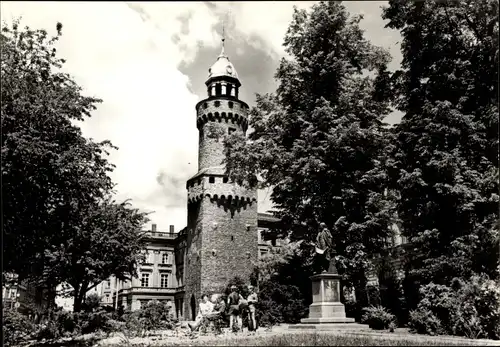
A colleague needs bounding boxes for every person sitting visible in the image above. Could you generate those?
[188,294,226,334]
[188,294,214,332]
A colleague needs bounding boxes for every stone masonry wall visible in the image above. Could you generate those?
[199,196,258,295]
[197,99,248,171]
[183,201,203,319]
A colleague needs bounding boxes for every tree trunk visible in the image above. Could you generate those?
[73,285,83,313]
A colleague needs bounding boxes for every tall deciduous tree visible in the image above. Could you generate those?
[47,198,148,312]
[1,21,149,310]
[224,1,396,294]
[382,1,499,285]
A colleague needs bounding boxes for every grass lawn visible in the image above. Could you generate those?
[104,332,495,346]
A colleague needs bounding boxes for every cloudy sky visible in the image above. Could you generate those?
[1,1,403,232]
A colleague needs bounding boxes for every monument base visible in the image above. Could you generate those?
[288,322,366,330]
[290,272,367,330]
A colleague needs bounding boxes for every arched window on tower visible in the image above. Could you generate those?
[226,84,232,96]
[215,83,222,96]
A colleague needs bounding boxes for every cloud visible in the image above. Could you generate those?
[1,1,402,231]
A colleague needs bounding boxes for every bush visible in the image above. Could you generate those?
[408,275,500,339]
[76,309,114,335]
[361,305,396,330]
[256,280,308,327]
[122,300,177,337]
[3,308,36,347]
[408,308,444,335]
[82,293,102,313]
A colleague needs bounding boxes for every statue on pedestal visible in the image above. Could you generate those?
[313,222,337,274]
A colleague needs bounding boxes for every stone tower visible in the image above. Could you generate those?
[184,38,258,320]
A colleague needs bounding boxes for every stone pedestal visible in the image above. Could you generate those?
[301,273,354,324]
[289,273,365,330]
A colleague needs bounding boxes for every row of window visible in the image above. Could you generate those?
[140,273,170,288]
[141,251,172,265]
[207,83,238,98]
[208,176,229,184]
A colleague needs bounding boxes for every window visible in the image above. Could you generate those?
[160,273,169,288]
[223,176,228,183]
[144,251,153,263]
[231,235,234,241]
[228,127,236,134]
[209,176,215,184]
[228,101,234,108]
[105,280,111,289]
[204,102,208,109]
[105,294,110,302]
[215,85,221,96]
[227,85,232,96]
[141,273,150,287]
[162,253,169,264]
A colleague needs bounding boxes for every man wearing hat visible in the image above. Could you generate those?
[246,285,258,332]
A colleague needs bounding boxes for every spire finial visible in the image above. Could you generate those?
[220,19,226,57]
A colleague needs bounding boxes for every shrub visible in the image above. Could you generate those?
[76,309,114,335]
[451,276,500,339]
[409,275,500,339]
[3,308,36,347]
[122,300,177,337]
[251,241,312,328]
[361,305,396,330]
[256,280,308,327]
[408,308,444,335]
[82,293,101,313]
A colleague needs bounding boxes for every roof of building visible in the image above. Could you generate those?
[258,212,280,223]
[207,39,239,82]
[187,166,225,182]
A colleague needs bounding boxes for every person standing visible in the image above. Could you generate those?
[246,285,258,332]
[227,285,242,332]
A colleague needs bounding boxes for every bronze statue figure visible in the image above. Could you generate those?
[313,222,338,274]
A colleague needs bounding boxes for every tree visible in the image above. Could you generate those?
[46,198,149,312]
[382,0,499,285]
[252,241,313,325]
[224,1,396,296]
[1,20,115,291]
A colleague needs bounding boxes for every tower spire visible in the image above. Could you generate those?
[220,19,226,57]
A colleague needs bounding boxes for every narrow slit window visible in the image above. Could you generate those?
[209,176,215,184]
[231,235,234,241]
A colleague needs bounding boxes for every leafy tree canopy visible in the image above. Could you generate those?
[224,1,396,285]
[382,0,499,283]
[1,20,149,311]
